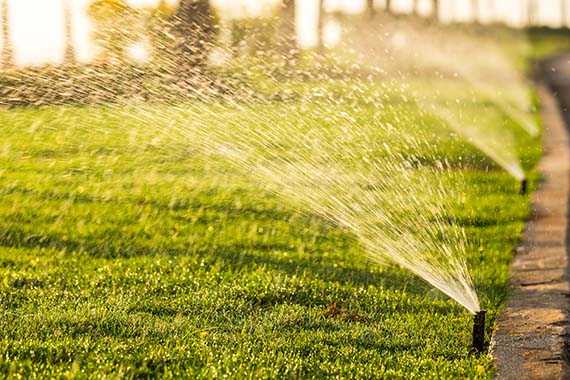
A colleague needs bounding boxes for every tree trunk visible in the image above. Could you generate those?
[432,0,439,20]
[317,0,325,49]
[63,0,76,65]
[528,0,539,26]
[471,0,479,23]
[367,0,376,18]
[385,0,391,13]
[171,0,216,76]
[562,0,568,28]
[1,0,13,68]
[280,0,297,53]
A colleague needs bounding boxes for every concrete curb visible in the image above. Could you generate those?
[491,77,570,380]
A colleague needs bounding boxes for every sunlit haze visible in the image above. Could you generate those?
[0,0,567,66]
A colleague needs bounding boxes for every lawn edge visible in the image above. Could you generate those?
[491,62,570,379]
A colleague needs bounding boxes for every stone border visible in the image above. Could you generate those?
[491,73,570,379]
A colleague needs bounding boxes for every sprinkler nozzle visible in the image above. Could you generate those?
[519,179,528,195]
[472,310,486,353]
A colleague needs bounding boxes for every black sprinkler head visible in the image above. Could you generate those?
[471,310,486,353]
[519,179,528,195]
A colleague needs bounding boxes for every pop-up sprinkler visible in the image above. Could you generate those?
[519,178,528,195]
[472,310,486,353]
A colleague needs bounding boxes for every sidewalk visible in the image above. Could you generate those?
[492,58,570,379]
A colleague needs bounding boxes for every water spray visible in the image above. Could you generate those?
[519,178,528,195]
[471,310,486,353]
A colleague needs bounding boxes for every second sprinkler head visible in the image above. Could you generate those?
[519,178,528,195]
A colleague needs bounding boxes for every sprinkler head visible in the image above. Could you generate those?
[519,179,528,195]
[471,310,486,353]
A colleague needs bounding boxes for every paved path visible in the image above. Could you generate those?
[492,57,570,380]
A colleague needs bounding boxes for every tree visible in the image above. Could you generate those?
[147,0,176,66]
[367,0,376,18]
[528,0,539,26]
[413,0,420,16]
[1,0,13,68]
[385,0,392,13]
[88,0,138,64]
[432,0,439,20]
[279,0,297,51]
[63,0,75,65]
[170,0,217,75]
[562,0,569,28]
[471,0,479,23]
[317,0,325,49]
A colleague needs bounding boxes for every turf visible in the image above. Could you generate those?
[0,76,540,379]
[0,24,551,378]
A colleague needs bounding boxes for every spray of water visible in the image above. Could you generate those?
[342,17,533,180]
[425,102,526,181]
[183,101,481,313]
[3,8,542,315]
[104,77,481,313]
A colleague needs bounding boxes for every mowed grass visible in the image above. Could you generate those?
[0,74,540,378]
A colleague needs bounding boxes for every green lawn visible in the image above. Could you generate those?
[526,27,570,64]
[0,26,548,378]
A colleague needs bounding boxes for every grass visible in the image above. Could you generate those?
[526,27,570,64]
[0,26,551,378]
